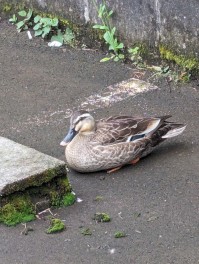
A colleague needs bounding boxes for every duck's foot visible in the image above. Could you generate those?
[130,157,140,165]
[107,166,122,174]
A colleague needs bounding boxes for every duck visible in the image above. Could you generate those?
[60,110,186,173]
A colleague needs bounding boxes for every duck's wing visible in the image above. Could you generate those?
[94,115,171,145]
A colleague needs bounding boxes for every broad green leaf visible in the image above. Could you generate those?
[64,28,75,44]
[34,15,41,23]
[100,57,112,62]
[118,54,125,59]
[52,18,58,27]
[34,29,43,36]
[25,9,32,20]
[113,56,120,62]
[9,15,17,23]
[93,25,102,29]
[128,47,139,55]
[41,17,51,26]
[99,25,109,30]
[113,38,118,46]
[42,26,51,38]
[108,45,114,51]
[33,23,41,30]
[103,31,111,43]
[51,35,63,44]
[24,25,28,30]
[108,10,113,17]
[16,21,25,29]
[18,10,26,17]
[117,43,124,49]
[111,27,116,35]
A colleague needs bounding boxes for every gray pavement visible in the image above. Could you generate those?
[0,20,199,264]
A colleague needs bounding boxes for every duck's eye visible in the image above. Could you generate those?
[74,117,86,126]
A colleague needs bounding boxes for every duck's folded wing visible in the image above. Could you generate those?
[94,115,167,145]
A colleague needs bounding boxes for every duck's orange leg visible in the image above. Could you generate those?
[107,166,122,174]
[130,157,140,165]
[107,157,140,173]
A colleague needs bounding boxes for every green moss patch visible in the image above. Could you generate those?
[0,194,35,226]
[46,218,65,234]
[114,231,126,238]
[80,227,92,236]
[0,176,75,226]
[93,212,111,223]
[159,45,199,71]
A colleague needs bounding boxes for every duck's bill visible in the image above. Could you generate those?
[60,128,77,146]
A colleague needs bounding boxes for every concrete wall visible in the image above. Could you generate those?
[1,0,199,61]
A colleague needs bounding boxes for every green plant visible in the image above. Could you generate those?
[9,10,76,46]
[147,65,191,83]
[128,47,142,65]
[9,14,17,24]
[33,15,58,38]
[92,0,124,62]
[15,9,33,32]
[51,28,75,46]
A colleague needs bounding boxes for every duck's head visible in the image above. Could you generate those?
[60,110,95,146]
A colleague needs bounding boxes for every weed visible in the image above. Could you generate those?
[147,65,191,83]
[9,14,17,24]
[128,46,143,65]
[51,28,75,46]
[14,9,33,32]
[9,9,75,46]
[92,0,124,62]
[33,15,58,38]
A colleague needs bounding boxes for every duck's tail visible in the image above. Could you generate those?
[162,125,186,139]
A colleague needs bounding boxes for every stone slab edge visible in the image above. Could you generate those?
[0,137,67,197]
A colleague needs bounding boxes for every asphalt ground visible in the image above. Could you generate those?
[0,20,199,264]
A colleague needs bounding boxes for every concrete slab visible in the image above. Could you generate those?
[0,137,66,196]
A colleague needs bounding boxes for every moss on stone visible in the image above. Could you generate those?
[62,193,76,206]
[46,218,65,234]
[159,45,199,70]
[0,194,35,226]
[49,190,75,207]
[0,175,75,226]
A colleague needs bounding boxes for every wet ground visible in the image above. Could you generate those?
[0,20,199,264]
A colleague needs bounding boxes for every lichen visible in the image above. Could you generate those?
[159,45,199,70]
[46,218,65,234]
[0,194,35,226]
[93,212,111,223]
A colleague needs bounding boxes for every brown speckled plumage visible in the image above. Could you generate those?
[61,111,186,173]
